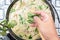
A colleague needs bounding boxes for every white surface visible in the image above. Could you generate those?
[0,9,4,20]
[5,0,11,5]
[0,0,5,6]
[55,0,60,7]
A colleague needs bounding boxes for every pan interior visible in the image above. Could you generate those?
[8,0,52,40]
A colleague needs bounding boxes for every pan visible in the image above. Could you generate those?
[0,0,58,40]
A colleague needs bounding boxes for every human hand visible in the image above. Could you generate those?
[33,11,59,40]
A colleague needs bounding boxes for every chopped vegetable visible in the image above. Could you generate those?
[27,12,35,23]
[27,18,34,23]
[38,5,48,10]
[38,5,43,10]
[20,0,22,4]
[27,26,29,30]
[10,8,15,13]
[29,35,32,39]
[19,35,22,38]
[19,15,24,24]
[8,20,17,28]
[0,27,7,31]
[44,5,48,9]
[0,20,7,24]
[27,12,40,23]
[28,12,35,18]
[19,15,23,20]
[35,28,38,33]
[0,25,7,36]
[19,15,26,24]
[0,31,6,36]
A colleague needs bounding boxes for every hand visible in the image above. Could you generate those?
[33,11,59,40]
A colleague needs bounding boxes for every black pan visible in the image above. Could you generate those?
[0,0,58,40]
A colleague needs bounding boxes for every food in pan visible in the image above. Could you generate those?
[9,0,51,40]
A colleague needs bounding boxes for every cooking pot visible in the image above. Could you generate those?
[0,0,59,40]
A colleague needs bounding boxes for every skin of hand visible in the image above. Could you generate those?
[32,11,59,40]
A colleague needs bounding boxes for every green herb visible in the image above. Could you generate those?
[27,18,34,23]
[19,15,23,20]
[35,28,38,33]
[8,20,17,28]
[10,8,15,13]
[27,12,40,23]
[19,15,26,24]
[0,26,7,36]
[38,5,48,10]
[20,0,22,4]
[45,5,48,9]
[28,12,35,17]
[0,31,6,36]
[27,12,35,23]
[0,27,6,31]
[30,2,35,5]
[38,5,43,10]
[29,35,32,39]
[0,20,17,36]
[19,15,23,24]
[19,35,22,38]
[0,20,7,24]
[27,26,29,30]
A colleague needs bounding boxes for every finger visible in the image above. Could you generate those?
[34,16,43,25]
[34,11,48,22]
[30,23,37,27]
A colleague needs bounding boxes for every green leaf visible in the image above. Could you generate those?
[8,20,17,28]
[0,20,7,24]
[27,26,29,30]
[20,0,22,4]
[38,5,43,10]
[10,8,15,13]
[38,5,48,10]
[0,27,7,36]
[0,31,6,36]
[28,12,35,17]
[29,35,32,39]
[27,18,34,23]
[19,35,22,38]
[19,15,25,24]
[35,28,38,33]
[27,12,40,23]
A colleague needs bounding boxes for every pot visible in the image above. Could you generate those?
[0,0,58,40]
